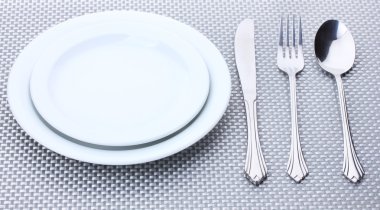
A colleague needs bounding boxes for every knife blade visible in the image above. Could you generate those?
[234,19,267,185]
[235,19,257,101]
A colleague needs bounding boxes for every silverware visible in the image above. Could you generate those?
[277,16,308,182]
[315,20,364,182]
[235,19,267,185]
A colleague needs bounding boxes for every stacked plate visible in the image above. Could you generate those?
[7,11,231,165]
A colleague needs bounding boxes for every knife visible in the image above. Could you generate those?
[235,19,267,184]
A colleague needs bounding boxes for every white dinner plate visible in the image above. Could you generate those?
[7,11,231,165]
[29,22,210,147]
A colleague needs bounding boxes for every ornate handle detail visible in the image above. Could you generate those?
[335,75,364,183]
[287,75,308,182]
[243,100,267,185]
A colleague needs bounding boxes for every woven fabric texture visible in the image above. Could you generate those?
[1,0,379,209]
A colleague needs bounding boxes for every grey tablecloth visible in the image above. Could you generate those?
[1,0,379,209]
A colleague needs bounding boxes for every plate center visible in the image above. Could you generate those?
[48,35,189,128]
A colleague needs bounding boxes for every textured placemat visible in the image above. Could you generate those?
[1,0,379,209]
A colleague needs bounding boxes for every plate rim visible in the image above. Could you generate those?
[7,11,231,165]
[29,20,210,147]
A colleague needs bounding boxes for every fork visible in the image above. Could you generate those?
[277,16,308,182]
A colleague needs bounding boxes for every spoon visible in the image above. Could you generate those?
[314,20,364,182]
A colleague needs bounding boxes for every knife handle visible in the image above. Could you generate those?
[243,99,267,185]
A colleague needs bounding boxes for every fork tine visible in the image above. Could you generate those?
[299,17,303,46]
[298,17,303,59]
[292,15,297,58]
[293,15,296,48]
[284,15,290,58]
[279,17,283,47]
[286,15,289,47]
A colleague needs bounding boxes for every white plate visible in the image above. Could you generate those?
[29,22,210,147]
[7,11,231,165]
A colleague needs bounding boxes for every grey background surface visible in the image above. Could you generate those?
[1,0,379,209]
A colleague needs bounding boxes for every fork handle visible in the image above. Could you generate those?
[287,74,308,182]
[243,99,267,185]
[335,75,364,182]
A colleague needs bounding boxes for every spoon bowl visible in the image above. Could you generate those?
[314,20,355,75]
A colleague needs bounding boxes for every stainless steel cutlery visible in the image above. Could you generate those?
[315,20,364,182]
[235,19,267,185]
[277,16,308,182]
[235,17,364,184]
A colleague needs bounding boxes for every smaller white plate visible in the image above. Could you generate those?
[29,22,210,147]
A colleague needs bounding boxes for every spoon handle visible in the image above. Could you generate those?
[335,75,364,182]
[287,74,308,182]
[243,99,267,185]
